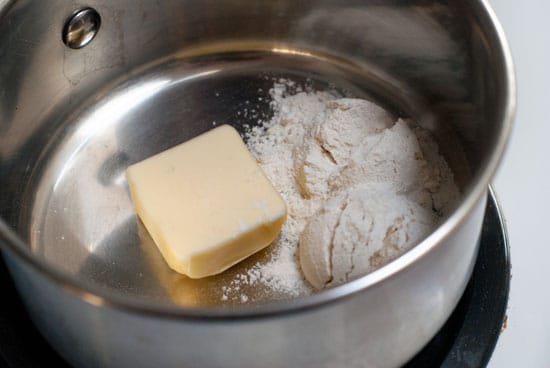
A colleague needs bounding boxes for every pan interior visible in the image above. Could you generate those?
[16,50,464,307]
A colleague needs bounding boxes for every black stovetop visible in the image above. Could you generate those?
[0,192,509,368]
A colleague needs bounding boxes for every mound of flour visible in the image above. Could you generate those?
[235,80,459,297]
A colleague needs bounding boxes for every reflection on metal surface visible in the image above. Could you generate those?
[271,47,314,57]
[52,78,172,191]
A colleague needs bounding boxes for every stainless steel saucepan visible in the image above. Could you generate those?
[0,1,514,367]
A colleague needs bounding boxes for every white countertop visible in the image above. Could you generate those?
[489,0,550,366]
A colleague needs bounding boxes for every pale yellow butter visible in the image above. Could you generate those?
[126,125,287,279]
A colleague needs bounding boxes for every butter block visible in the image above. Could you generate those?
[126,125,287,279]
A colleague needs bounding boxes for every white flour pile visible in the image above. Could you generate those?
[222,80,459,300]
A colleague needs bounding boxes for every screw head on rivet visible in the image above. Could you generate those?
[62,8,101,49]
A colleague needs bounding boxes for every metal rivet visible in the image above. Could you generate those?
[62,8,101,49]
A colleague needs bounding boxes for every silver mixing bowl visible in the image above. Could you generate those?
[0,1,514,367]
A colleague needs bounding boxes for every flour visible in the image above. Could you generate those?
[237,83,339,298]
[222,79,459,299]
[299,184,437,289]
